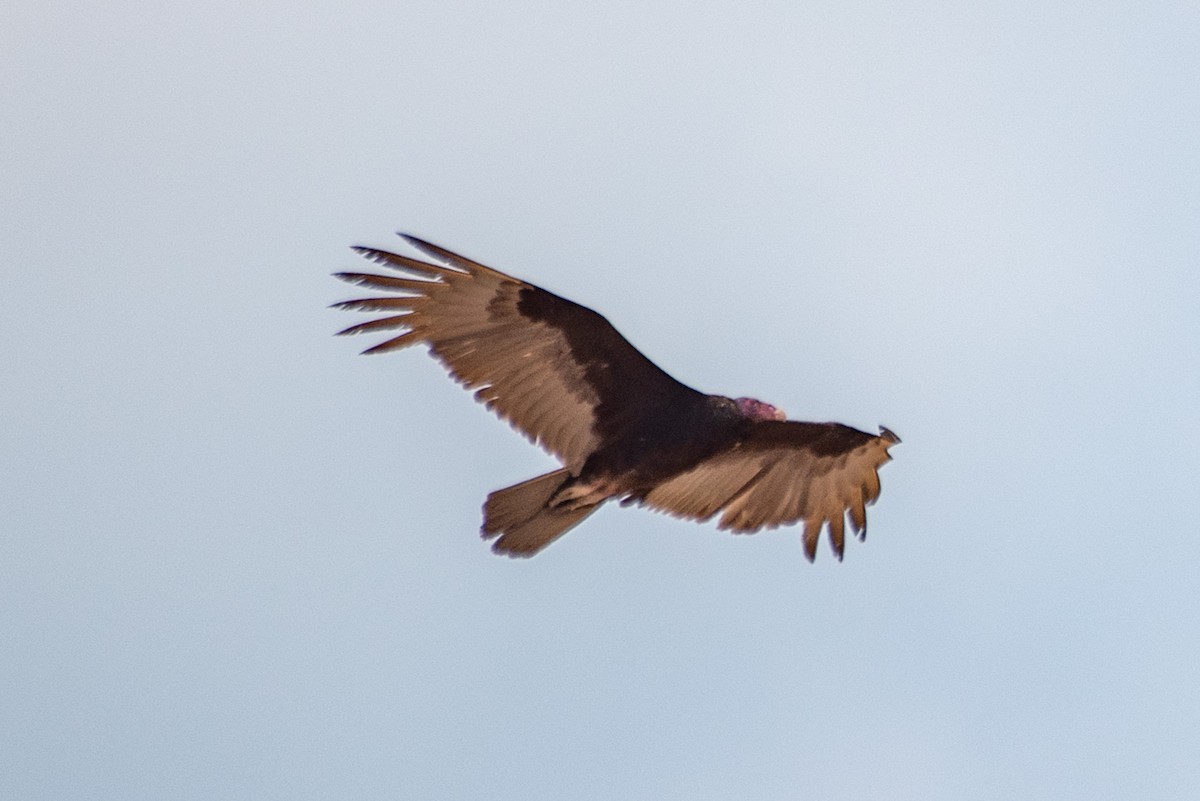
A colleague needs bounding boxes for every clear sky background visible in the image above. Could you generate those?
[3,2,1199,799]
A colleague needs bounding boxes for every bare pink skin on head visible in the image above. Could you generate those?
[735,397,787,421]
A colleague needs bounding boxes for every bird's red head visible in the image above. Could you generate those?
[735,397,787,421]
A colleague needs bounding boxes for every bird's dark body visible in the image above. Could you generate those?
[518,282,755,496]
[335,234,899,559]
[574,394,749,499]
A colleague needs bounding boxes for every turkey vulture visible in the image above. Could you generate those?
[334,234,899,561]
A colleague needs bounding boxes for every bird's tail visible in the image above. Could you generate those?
[482,469,599,557]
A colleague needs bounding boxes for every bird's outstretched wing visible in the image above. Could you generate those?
[333,234,702,471]
[640,422,900,560]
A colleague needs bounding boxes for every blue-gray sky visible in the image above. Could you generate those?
[3,2,1199,799]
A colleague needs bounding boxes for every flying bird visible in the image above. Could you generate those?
[334,234,899,560]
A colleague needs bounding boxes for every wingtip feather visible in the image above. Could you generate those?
[360,330,422,354]
[802,520,820,562]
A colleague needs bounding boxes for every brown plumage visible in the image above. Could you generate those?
[334,234,899,560]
